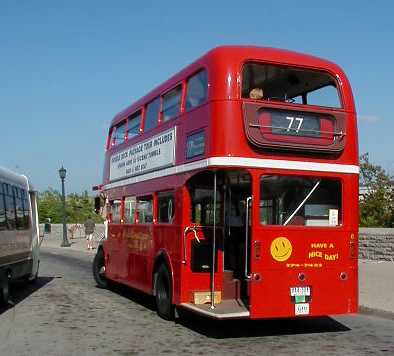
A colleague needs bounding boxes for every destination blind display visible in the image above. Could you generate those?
[258,110,333,138]
[271,113,320,137]
[109,128,176,181]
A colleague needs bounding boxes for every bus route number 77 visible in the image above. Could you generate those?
[286,116,304,133]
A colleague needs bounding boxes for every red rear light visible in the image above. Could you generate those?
[254,240,261,260]
[349,233,357,259]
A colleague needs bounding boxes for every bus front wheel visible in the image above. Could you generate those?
[0,273,9,306]
[155,264,174,320]
[93,249,108,289]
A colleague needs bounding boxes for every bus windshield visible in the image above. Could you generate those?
[242,63,341,108]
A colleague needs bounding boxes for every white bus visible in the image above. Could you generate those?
[0,166,41,305]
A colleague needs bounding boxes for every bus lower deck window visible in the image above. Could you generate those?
[136,196,153,223]
[124,196,136,223]
[158,192,175,223]
[111,200,122,223]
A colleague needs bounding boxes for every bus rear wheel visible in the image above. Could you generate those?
[93,249,108,289]
[155,264,174,320]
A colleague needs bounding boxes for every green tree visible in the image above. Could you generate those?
[359,153,394,227]
[38,189,103,224]
[37,188,63,223]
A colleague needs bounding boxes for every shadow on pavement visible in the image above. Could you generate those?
[176,310,351,339]
[96,280,351,339]
[100,282,156,312]
[0,276,54,316]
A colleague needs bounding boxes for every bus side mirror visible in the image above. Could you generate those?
[94,196,101,214]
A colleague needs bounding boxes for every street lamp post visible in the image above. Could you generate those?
[59,166,71,247]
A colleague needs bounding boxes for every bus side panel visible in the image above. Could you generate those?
[104,224,128,281]
[153,224,183,303]
[124,224,153,293]
[0,230,32,271]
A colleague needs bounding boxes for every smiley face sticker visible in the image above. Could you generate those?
[270,237,292,262]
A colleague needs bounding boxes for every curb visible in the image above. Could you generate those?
[359,305,394,320]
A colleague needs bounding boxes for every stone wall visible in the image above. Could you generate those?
[359,228,394,261]
[41,224,394,261]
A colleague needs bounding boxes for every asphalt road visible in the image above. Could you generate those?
[0,247,393,356]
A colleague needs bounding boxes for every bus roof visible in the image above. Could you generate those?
[0,166,31,190]
[110,46,346,127]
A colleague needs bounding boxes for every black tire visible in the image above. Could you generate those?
[25,261,39,284]
[155,264,175,320]
[0,279,9,306]
[93,249,108,289]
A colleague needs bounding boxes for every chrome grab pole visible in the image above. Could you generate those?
[210,172,217,310]
[182,226,199,264]
[245,197,252,279]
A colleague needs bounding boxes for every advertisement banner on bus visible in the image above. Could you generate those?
[109,128,176,181]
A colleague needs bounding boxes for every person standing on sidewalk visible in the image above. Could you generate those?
[84,218,95,250]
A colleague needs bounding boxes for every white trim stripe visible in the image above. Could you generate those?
[103,156,359,190]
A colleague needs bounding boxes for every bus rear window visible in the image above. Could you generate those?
[242,63,341,108]
[260,176,342,226]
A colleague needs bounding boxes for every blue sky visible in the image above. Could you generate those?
[1,1,393,193]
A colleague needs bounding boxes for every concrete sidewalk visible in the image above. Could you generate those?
[41,235,394,318]
[42,234,98,254]
[359,259,394,317]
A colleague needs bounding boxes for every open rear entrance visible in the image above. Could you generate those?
[181,170,252,318]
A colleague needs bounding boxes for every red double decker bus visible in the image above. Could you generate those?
[93,46,359,320]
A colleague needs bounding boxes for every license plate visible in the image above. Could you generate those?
[295,303,309,315]
[290,286,311,297]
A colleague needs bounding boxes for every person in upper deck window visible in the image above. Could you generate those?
[249,88,264,100]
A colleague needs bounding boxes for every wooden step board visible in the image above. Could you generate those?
[179,299,250,319]
[222,270,241,300]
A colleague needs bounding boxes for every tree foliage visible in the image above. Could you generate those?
[38,189,103,224]
[359,153,394,227]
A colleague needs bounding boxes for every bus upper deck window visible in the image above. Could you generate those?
[242,63,342,108]
[186,70,208,111]
[127,111,142,139]
[162,85,182,122]
[110,122,126,147]
[144,98,160,132]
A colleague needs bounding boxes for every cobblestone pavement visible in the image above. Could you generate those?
[0,247,393,356]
